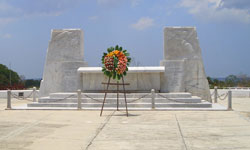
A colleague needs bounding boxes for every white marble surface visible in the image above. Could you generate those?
[160,60,185,92]
[39,29,87,98]
[78,66,165,73]
[163,27,201,60]
[80,72,162,91]
[161,27,211,101]
[78,67,164,91]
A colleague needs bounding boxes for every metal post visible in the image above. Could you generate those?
[7,90,11,109]
[151,89,155,109]
[214,86,218,103]
[33,87,37,102]
[122,77,128,117]
[228,90,232,110]
[100,77,111,116]
[117,81,119,111]
[77,89,82,110]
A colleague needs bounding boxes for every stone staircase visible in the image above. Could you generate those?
[27,92,212,110]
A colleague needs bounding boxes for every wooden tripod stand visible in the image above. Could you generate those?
[100,76,129,117]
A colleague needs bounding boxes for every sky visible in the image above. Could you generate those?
[0,0,250,79]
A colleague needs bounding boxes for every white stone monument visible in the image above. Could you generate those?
[29,27,217,109]
[38,27,211,102]
[161,27,211,101]
[39,29,87,97]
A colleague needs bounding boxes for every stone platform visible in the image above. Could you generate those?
[2,98,250,150]
[25,92,216,110]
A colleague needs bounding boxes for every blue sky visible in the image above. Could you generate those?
[0,0,250,79]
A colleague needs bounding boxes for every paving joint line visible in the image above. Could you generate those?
[84,111,115,150]
[175,114,188,150]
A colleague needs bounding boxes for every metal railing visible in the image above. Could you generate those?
[6,88,233,110]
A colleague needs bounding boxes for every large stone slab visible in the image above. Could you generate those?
[161,27,211,101]
[160,60,185,92]
[78,67,164,92]
[39,29,87,97]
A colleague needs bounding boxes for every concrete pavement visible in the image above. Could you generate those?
[0,98,250,150]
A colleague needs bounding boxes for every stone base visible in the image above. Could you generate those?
[39,61,88,97]
[28,92,212,109]
[160,59,211,101]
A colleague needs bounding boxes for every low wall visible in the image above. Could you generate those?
[0,90,39,99]
[78,67,164,92]
[210,89,250,98]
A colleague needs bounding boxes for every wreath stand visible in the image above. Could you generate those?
[100,76,129,117]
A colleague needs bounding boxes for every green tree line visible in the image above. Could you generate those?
[207,74,250,89]
[0,64,41,89]
[0,64,21,88]
[1,63,250,90]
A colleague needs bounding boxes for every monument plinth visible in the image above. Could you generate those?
[161,27,211,101]
[39,29,87,97]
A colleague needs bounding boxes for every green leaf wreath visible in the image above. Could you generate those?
[102,45,131,80]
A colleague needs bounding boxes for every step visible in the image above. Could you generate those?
[48,92,192,99]
[38,97,201,103]
[28,102,211,108]
[28,103,152,108]
[155,102,212,108]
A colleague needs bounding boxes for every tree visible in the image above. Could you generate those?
[207,76,214,88]
[237,74,250,87]
[208,74,250,88]
[0,64,21,86]
[213,79,219,86]
[24,79,41,88]
[225,75,238,87]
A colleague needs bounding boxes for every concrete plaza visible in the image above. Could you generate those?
[0,98,250,150]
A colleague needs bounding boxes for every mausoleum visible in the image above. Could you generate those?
[30,27,212,109]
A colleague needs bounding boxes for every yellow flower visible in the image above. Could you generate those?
[106,50,125,58]
[107,51,114,57]
[114,50,120,55]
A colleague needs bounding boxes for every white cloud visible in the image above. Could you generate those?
[131,17,154,30]
[180,0,250,23]
[0,0,81,26]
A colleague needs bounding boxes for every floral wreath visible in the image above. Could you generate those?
[102,45,131,80]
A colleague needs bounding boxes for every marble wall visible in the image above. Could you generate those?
[78,67,164,92]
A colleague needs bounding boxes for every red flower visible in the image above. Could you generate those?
[104,56,114,71]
